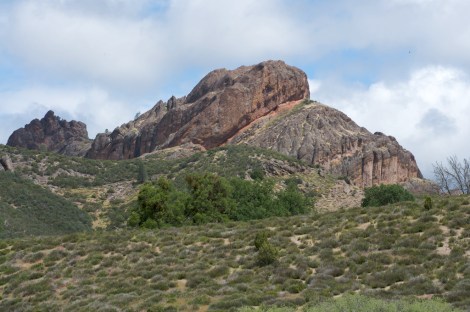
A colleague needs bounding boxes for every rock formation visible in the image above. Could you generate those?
[7,111,92,157]
[5,60,423,186]
[0,155,14,171]
[86,60,309,159]
[230,101,422,186]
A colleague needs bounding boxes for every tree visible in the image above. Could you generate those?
[133,177,185,227]
[137,161,148,184]
[362,184,414,207]
[184,173,235,224]
[433,156,470,194]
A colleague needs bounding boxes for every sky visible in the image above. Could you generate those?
[1,0,469,179]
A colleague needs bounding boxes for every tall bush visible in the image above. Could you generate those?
[362,184,414,207]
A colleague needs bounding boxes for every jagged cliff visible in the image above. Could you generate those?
[86,60,309,159]
[230,101,422,187]
[7,111,92,157]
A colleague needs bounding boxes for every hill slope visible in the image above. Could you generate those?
[0,172,92,238]
[0,196,468,310]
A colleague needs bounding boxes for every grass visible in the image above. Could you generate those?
[0,195,468,311]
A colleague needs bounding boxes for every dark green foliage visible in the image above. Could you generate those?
[424,196,433,210]
[250,166,265,181]
[277,181,310,215]
[229,178,277,221]
[256,241,278,266]
[137,161,148,184]
[130,173,312,228]
[362,184,415,207]
[0,172,92,238]
[184,173,235,224]
[133,177,186,227]
[254,231,269,250]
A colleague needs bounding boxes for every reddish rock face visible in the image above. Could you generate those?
[86,60,310,159]
[230,102,422,187]
[7,111,92,157]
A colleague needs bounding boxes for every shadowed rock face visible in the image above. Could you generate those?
[231,102,422,187]
[86,60,310,159]
[7,111,92,157]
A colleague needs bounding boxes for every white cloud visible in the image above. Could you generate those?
[312,66,470,179]
[2,0,305,92]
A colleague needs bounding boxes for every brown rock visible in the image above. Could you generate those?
[231,101,422,187]
[86,60,309,159]
[7,111,92,156]
[0,155,14,171]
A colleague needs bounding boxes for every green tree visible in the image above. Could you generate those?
[424,197,433,210]
[133,177,185,227]
[362,184,414,207]
[276,180,310,215]
[229,178,275,220]
[184,173,235,224]
[137,161,148,184]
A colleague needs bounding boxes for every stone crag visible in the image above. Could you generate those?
[7,111,92,157]
[230,101,422,187]
[86,60,309,159]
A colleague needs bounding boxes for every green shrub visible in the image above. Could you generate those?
[254,231,269,251]
[257,242,278,266]
[424,197,433,210]
[362,184,414,207]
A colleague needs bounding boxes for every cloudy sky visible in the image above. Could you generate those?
[1,0,469,179]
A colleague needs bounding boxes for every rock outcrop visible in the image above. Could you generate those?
[5,60,423,187]
[230,101,422,187]
[0,155,14,171]
[7,111,92,157]
[86,60,309,159]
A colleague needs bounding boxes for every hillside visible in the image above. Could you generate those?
[0,196,468,310]
[0,172,91,239]
[1,143,362,233]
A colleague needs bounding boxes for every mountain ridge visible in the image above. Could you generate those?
[6,60,421,186]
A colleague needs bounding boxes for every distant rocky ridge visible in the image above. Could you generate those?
[7,111,92,157]
[6,60,423,186]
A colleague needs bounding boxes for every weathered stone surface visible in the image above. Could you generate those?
[0,155,14,171]
[86,60,309,160]
[231,101,422,187]
[7,111,92,157]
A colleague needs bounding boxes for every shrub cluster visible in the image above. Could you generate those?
[362,184,414,207]
[128,173,312,228]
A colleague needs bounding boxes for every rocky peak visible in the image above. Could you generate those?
[230,101,422,187]
[86,60,310,159]
[7,111,92,157]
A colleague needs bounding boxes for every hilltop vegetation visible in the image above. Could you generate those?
[0,195,468,311]
[1,144,332,233]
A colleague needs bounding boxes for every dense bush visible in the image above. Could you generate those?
[129,173,312,228]
[362,184,414,207]
[424,197,433,210]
